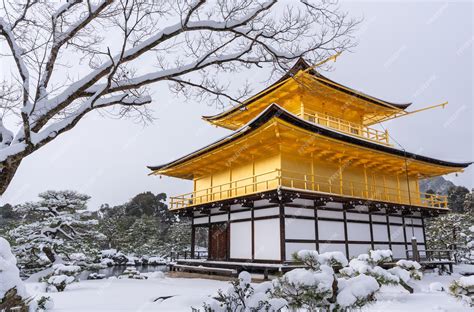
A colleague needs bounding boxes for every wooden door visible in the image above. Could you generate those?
[209,223,228,260]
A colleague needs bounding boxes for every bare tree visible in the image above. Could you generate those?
[0,0,358,194]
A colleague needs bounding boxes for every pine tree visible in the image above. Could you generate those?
[9,190,105,276]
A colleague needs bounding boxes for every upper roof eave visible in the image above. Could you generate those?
[202,58,412,122]
[148,104,472,173]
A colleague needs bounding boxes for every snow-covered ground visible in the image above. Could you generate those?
[25,268,472,312]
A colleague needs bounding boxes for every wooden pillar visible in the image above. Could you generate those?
[364,164,369,199]
[279,202,286,262]
[252,155,256,193]
[251,206,255,261]
[311,152,315,191]
[191,216,196,259]
[343,208,349,258]
[411,237,420,262]
[402,215,409,259]
[396,174,402,204]
[339,159,343,195]
[314,205,319,251]
[368,211,375,250]
[386,211,392,250]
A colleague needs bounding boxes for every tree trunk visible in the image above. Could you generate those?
[42,246,57,263]
[0,158,23,195]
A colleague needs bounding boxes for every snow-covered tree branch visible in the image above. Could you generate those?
[0,0,358,194]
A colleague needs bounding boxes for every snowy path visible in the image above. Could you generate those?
[26,273,471,312]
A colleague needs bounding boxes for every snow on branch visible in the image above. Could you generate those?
[0,0,357,194]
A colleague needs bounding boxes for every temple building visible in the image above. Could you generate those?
[148,59,471,263]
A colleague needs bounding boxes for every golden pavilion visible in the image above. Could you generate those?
[148,59,471,263]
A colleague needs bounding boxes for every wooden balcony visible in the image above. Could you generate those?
[296,110,391,146]
[169,169,448,210]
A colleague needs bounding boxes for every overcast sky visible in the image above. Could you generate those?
[1,0,472,209]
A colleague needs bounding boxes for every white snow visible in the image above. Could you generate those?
[337,274,379,308]
[429,282,445,292]
[458,276,474,288]
[370,249,393,263]
[396,259,422,271]
[21,266,474,312]
[318,251,348,267]
[0,237,27,299]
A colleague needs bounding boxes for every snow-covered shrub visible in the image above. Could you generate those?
[340,249,420,293]
[0,237,30,311]
[277,250,378,311]
[394,260,423,280]
[100,258,115,267]
[118,267,147,280]
[43,263,81,292]
[36,295,54,311]
[449,275,474,307]
[336,274,379,309]
[47,275,75,292]
[88,273,106,280]
[100,249,128,265]
[148,256,167,265]
[199,271,286,312]
[52,263,82,275]
[272,265,335,310]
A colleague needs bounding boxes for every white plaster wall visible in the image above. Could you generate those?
[293,198,314,206]
[390,225,405,243]
[372,224,389,241]
[371,214,387,222]
[324,202,343,209]
[194,216,209,225]
[347,222,371,241]
[405,226,425,243]
[374,244,390,250]
[210,208,221,214]
[254,207,279,218]
[254,219,281,260]
[391,244,407,259]
[285,207,314,217]
[318,210,343,219]
[210,214,228,223]
[319,243,346,255]
[389,216,403,224]
[318,220,344,240]
[285,219,315,240]
[285,242,316,261]
[230,204,243,210]
[349,244,372,258]
[404,217,422,225]
[254,199,271,207]
[230,211,251,220]
[230,222,252,259]
[346,212,369,221]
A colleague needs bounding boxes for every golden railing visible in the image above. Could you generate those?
[170,169,448,210]
[296,110,390,146]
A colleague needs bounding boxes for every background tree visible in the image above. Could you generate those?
[0,0,358,195]
[425,211,473,263]
[447,186,471,213]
